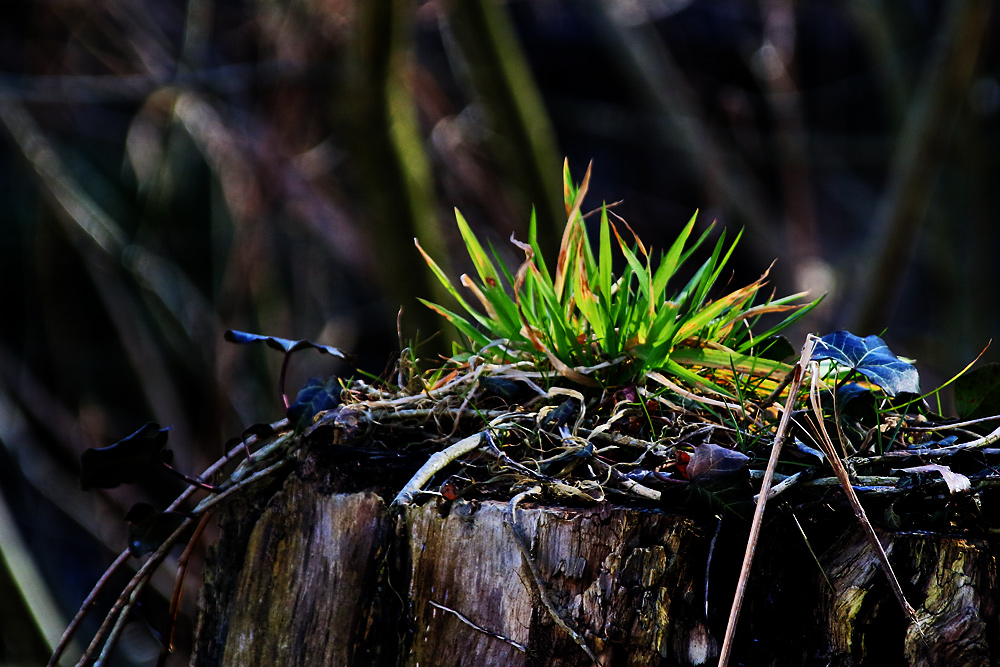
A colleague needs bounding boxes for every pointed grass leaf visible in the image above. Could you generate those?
[652,211,701,298]
[454,209,502,289]
[662,358,737,399]
[598,206,613,312]
[416,299,491,348]
[673,277,765,344]
[562,158,576,215]
[733,295,824,355]
[223,330,353,362]
[526,209,552,283]
[811,331,920,396]
[124,503,188,557]
[573,252,607,344]
[610,219,652,308]
[954,362,1000,422]
[669,347,792,379]
[414,239,494,331]
[287,376,342,432]
[460,274,500,322]
[80,423,171,490]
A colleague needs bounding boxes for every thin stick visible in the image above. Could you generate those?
[69,455,292,666]
[391,431,487,507]
[77,520,195,667]
[158,512,214,667]
[718,336,815,667]
[588,458,661,501]
[47,422,285,667]
[428,600,526,652]
[807,362,917,622]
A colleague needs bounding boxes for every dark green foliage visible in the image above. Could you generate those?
[124,503,188,558]
[812,330,920,396]
[478,376,533,403]
[836,382,879,423]
[287,377,342,432]
[752,336,795,362]
[954,362,1000,422]
[80,423,171,490]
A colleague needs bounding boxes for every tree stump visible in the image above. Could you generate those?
[190,450,1000,666]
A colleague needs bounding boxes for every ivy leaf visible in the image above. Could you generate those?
[811,331,920,396]
[80,423,172,490]
[753,335,795,362]
[836,382,879,422]
[287,377,342,432]
[478,376,532,403]
[223,330,353,362]
[124,503,188,557]
[954,363,1000,422]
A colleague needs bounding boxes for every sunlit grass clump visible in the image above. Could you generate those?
[416,161,819,393]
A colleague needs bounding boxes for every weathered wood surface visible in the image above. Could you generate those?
[406,499,715,666]
[819,527,997,667]
[219,480,388,666]
[192,464,1000,667]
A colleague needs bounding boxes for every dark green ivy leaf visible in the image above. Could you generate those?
[836,382,879,423]
[954,362,1000,423]
[80,423,172,490]
[223,330,353,362]
[287,377,342,432]
[478,376,533,403]
[124,503,188,557]
[811,330,920,397]
[753,335,795,362]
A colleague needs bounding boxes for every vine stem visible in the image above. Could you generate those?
[49,420,290,667]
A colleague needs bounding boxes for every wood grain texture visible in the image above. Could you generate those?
[219,477,388,667]
[819,526,997,667]
[403,499,715,666]
[194,466,1000,666]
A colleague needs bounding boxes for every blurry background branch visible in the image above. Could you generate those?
[852,0,992,333]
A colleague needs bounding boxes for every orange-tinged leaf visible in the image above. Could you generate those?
[555,161,592,300]
[714,294,808,339]
[430,369,459,390]
[460,274,498,320]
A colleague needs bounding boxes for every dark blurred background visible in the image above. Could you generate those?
[0,0,997,664]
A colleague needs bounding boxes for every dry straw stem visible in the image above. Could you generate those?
[391,428,493,507]
[806,354,918,624]
[717,335,815,667]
